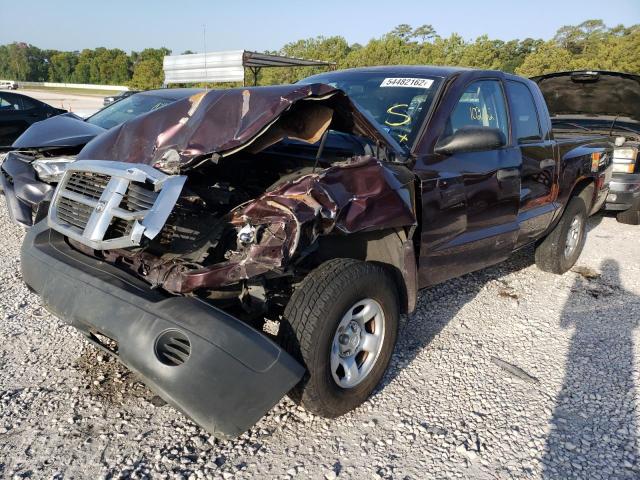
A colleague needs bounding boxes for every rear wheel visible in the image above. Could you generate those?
[282,258,399,417]
[535,194,588,274]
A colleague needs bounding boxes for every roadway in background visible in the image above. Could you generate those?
[16,89,105,118]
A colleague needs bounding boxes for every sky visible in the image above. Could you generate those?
[3,0,639,54]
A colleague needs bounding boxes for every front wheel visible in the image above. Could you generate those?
[282,258,399,418]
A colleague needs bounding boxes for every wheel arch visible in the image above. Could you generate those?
[313,228,419,315]
[571,177,596,213]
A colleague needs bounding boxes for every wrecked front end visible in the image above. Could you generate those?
[21,84,418,437]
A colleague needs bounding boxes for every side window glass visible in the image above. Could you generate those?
[506,81,542,143]
[446,80,509,140]
[0,95,20,111]
[20,97,38,110]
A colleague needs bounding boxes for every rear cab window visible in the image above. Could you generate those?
[505,81,543,143]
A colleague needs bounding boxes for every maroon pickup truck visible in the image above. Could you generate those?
[20,66,613,438]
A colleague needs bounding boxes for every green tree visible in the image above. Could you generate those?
[1,18,639,87]
[129,47,171,89]
[413,24,437,43]
[515,42,573,76]
[6,43,31,80]
[48,51,78,82]
[390,24,413,40]
[72,49,96,83]
[261,36,351,85]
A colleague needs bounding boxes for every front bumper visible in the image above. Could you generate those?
[21,222,304,438]
[605,173,640,211]
[0,152,53,226]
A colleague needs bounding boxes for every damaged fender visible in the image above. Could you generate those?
[154,156,417,296]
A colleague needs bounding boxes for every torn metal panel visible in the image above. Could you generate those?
[108,157,417,294]
[76,84,405,170]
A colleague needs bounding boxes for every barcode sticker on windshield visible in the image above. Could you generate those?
[380,78,434,88]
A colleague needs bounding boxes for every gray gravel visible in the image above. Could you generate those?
[1,195,638,479]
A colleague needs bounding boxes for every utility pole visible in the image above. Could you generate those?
[202,24,208,90]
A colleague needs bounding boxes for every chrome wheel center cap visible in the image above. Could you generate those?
[338,321,361,357]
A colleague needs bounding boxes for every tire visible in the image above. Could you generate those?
[535,194,588,274]
[616,198,640,225]
[282,258,399,418]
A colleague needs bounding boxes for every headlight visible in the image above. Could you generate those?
[32,157,76,183]
[612,147,638,174]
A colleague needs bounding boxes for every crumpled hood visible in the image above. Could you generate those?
[77,83,403,169]
[532,71,640,121]
[12,113,106,150]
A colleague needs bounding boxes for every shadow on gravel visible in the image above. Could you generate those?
[74,347,157,406]
[378,245,535,392]
[542,259,639,479]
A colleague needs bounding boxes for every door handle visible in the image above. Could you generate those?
[497,168,519,181]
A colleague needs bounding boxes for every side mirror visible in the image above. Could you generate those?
[434,127,506,155]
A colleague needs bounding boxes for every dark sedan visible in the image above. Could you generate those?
[0,91,66,148]
[1,88,203,227]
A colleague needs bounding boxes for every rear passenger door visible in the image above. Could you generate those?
[505,80,557,247]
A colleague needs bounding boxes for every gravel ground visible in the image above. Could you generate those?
[0,195,638,480]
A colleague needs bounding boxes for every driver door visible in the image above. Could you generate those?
[417,79,522,286]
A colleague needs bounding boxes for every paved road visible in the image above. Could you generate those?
[0,199,638,479]
[15,89,105,117]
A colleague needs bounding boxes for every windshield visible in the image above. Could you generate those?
[299,72,442,147]
[87,94,174,130]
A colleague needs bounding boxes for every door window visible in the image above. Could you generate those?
[445,80,509,139]
[0,95,21,111]
[506,81,542,143]
[19,96,39,111]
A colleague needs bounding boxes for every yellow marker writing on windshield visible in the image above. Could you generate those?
[385,104,411,127]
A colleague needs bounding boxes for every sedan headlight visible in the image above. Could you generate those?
[32,157,76,183]
[612,147,638,174]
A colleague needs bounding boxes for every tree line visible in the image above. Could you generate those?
[0,20,637,90]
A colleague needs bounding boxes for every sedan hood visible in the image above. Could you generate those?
[532,71,640,122]
[12,113,106,150]
[77,83,405,169]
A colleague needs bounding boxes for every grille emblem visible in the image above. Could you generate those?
[95,201,106,213]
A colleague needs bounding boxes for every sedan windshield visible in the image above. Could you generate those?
[299,72,442,147]
[87,94,174,130]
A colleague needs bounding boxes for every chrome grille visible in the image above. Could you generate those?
[48,160,186,250]
[120,182,158,212]
[56,196,93,230]
[65,172,110,200]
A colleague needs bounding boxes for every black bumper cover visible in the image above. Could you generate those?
[21,222,304,438]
